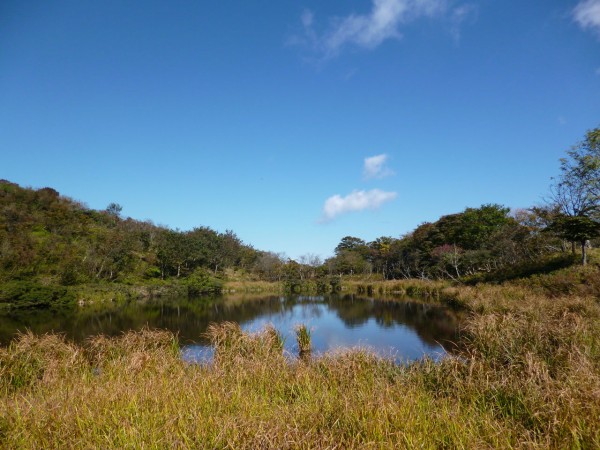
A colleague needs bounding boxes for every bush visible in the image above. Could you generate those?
[144,266,162,279]
[183,269,223,296]
[0,281,75,308]
[59,266,79,286]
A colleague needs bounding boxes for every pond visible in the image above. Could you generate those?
[0,294,462,363]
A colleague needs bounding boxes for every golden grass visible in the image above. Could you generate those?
[221,280,283,294]
[1,285,600,449]
[342,278,450,298]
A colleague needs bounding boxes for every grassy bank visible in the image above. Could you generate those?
[1,279,599,448]
[342,264,600,305]
[221,280,283,294]
[341,277,448,298]
[0,274,225,310]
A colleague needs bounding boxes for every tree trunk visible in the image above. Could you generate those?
[96,262,104,278]
[581,240,587,266]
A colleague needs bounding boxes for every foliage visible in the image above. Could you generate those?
[183,269,223,296]
[547,125,600,265]
[335,236,368,255]
[0,281,75,309]
[0,180,259,306]
[320,128,600,279]
[3,124,599,302]
[325,204,561,281]
[546,215,600,244]
[105,202,123,217]
[551,126,600,218]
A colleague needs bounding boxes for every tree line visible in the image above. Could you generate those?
[322,126,600,280]
[0,182,261,286]
[1,126,598,297]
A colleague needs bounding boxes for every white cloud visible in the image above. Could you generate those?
[320,189,397,222]
[449,4,477,43]
[574,0,600,35]
[323,0,412,52]
[363,154,394,179]
[296,0,473,56]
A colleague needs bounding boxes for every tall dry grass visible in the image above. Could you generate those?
[1,285,599,448]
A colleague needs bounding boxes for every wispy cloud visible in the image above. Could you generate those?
[449,4,477,43]
[363,154,394,179]
[574,0,600,36]
[320,189,397,222]
[301,9,314,28]
[295,0,473,57]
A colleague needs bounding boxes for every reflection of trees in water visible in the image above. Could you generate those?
[326,295,371,328]
[64,295,299,344]
[0,295,462,353]
[0,308,78,344]
[325,294,461,352]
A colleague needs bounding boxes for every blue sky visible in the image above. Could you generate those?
[1,0,599,260]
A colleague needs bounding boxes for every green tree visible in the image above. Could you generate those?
[549,126,600,265]
[156,229,190,278]
[547,215,600,266]
[368,237,394,278]
[451,204,511,250]
[334,236,367,255]
[106,203,123,217]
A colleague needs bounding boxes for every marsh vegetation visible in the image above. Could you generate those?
[1,279,599,448]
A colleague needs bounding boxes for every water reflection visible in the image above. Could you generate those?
[0,294,462,362]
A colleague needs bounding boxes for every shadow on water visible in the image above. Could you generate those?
[0,294,463,363]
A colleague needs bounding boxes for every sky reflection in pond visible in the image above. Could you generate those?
[0,294,462,363]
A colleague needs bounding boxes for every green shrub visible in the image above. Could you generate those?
[183,269,223,296]
[0,281,75,308]
[144,266,162,279]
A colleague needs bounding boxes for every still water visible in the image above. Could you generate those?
[0,294,461,362]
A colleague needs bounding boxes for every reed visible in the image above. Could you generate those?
[1,284,599,448]
[295,324,312,357]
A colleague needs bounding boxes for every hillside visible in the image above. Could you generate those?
[0,180,260,306]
